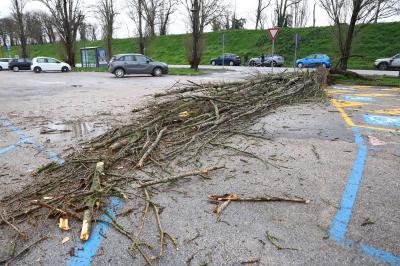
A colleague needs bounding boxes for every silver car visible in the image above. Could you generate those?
[374,54,400,70]
[108,53,168,78]
[248,55,284,67]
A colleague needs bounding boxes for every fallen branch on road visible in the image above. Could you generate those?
[208,193,310,204]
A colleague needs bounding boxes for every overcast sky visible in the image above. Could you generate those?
[0,0,399,38]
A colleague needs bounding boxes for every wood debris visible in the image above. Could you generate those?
[208,193,310,204]
[0,73,322,262]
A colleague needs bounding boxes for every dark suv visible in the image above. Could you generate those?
[9,58,32,72]
[210,53,241,66]
[108,54,168,78]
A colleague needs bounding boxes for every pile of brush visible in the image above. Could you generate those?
[0,72,323,263]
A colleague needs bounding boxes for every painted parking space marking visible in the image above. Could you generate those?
[329,116,400,265]
[353,93,393,97]
[332,85,357,91]
[0,139,31,155]
[330,85,400,265]
[68,197,123,266]
[367,108,400,115]
[364,114,400,127]
[0,117,64,164]
[333,99,368,108]
[342,96,376,102]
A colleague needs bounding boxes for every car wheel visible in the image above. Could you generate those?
[211,61,216,66]
[249,61,256,67]
[0,66,2,71]
[297,62,304,68]
[34,67,42,73]
[61,66,69,72]
[229,61,234,66]
[12,66,20,72]
[152,67,163,77]
[378,62,388,70]
[114,68,125,78]
[322,63,327,68]
[271,61,277,67]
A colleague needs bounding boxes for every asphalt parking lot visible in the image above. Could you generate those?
[0,70,399,265]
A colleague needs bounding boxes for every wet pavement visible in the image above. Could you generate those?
[0,71,399,265]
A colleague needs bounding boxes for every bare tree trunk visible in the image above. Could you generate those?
[11,0,28,58]
[374,0,382,23]
[138,0,145,54]
[98,0,118,60]
[313,3,315,27]
[191,0,200,70]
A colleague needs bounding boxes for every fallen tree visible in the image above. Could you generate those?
[0,72,324,263]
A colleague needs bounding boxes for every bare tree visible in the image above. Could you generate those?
[142,0,158,36]
[25,12,45,44]
[0,17,18,46]
[37,0,84,66]
[182,0,223,70]
[274,0,302,27]
[11,0,28,57]
[319,0,385,70]
[79,22,88,41]
[290,0,308,27]
[159,0,178,35]
[39,12,57,43]
[128,0,146,54]
[255,0,271,30]
[373,0,399,23]
[88,24,98,41]
[97,0,118,60]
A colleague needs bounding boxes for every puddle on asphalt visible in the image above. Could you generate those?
[39,121,106,142]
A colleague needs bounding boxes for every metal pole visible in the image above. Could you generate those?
[271,39,275,73]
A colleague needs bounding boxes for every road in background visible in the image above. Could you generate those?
[169,64,400,77]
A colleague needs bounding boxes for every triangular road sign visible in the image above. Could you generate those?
[267,27,280,41]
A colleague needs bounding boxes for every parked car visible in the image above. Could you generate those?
[374,54,400,70]
[296,54,331,68]
[8,58,32,72]
[108,53,168,78]
[248,54,284,67]
[0,58,12,71]
[31,57,71,73]
[210,53,241,66]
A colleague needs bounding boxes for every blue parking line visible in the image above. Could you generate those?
[342,96,375,102]
[361,244,400,265]
[333,86,356,91]
[329,127,400,265]
[329,127,367,241]
[67,197,123,266]
[0,117,64,164]
[364,114,400,127]
[0,139,31,155]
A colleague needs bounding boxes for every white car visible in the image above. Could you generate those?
[31,57,71,73]
[0,58,12,71]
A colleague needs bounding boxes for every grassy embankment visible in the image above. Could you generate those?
[1,22,399,70]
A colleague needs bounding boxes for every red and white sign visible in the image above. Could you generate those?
[267,27,280,41]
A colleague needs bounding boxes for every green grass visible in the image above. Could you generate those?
[2,22,399,69]
[73,66,108,72]
[331,74,400,86]
[168,68,205,75]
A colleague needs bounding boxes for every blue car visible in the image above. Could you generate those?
[296,54,331,68]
